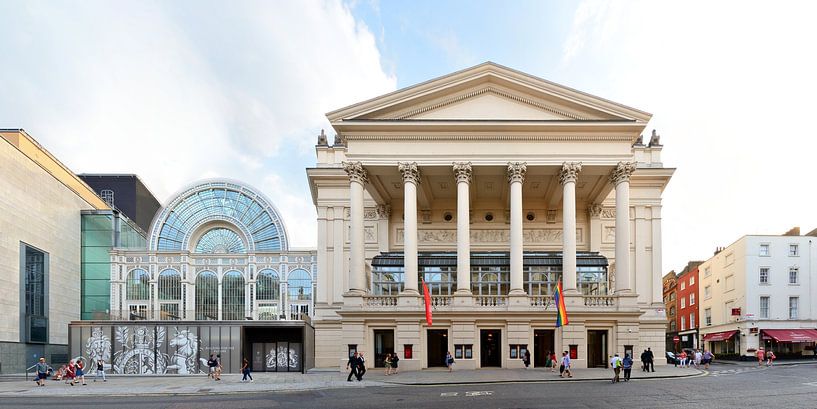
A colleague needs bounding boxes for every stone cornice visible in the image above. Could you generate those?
[398,162,421,184]
[342,133,635,142]
[558,162,582,185]
[342,161,368,185]
[452,162,473,184]
[507,162,527,184]
[610,161,637,186]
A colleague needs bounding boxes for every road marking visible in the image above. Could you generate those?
[465,391,493,397]
[803,381,817,387]
[440,392,459,397]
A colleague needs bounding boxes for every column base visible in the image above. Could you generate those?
[508,293,529,311]
[508,288,526,296]
[342,291,364,308]
[398,291,420,308]
[453,290,473,307]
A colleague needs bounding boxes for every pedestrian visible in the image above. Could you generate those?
[646,348,655,372]
[703,350,714,369]
[610,353,622,383]
[446,350,455,372]
[622,353,633,382]
[54,365,66,381]
[679,350,687,368]
[358,352,367,380]
[766,350,776,367]
[346,352,360,382]
[694,349,703,369]
[523,349,531,369]
[75,360,87,385]
[207,354,217,380]
[34,357,52,387]
[640,350,648,372]
[215,354,223,381]
[384,353,392,375]
[65,360,76,386]
[550,351,558,373]
[756,348,765,367]
[391,353,399,375]
[94,358,106,382]
[560,351,573,378]
[241,358,253,382]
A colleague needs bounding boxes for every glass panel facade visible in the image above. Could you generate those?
[525,266,561,296]
[256,270,280,300]
[195,271,218,320]
[422,266,455,296]
[578,266,608,295]
[287,270,311,301]
[371,266,404,295]
[158,269,181,300]
[471,266,509,296]
[23,245,47,343]
[126,269,150,301]
[222,271,246,320]
[194,228,246,254]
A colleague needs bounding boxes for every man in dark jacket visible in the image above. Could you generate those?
[357,352,367,380]
[640,350,648,372]
[346,352,360,382]
[646,348,655,372]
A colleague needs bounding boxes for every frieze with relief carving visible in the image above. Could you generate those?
[395,228,582,244]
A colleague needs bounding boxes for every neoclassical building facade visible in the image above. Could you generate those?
[308,63,673,370]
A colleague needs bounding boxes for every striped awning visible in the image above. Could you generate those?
[702,330,738,342]
[761,329,817,343]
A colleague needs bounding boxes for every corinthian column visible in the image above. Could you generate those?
[507,162,527,295]
[399,162,420,295]
[453,162,472,295]
[560,162,582,294]
[343,161,368,295]
[610,161,636,294]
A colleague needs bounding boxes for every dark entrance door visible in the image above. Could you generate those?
[373,330,394,368]
[534,329,555,367]
[480,329,501,367]
[587,330,608,368]
[427,329,448,367]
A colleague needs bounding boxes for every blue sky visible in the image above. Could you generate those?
[1,0,816,274]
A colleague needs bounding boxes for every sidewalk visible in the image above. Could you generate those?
[702,358,817,367]
[0,366,702,397]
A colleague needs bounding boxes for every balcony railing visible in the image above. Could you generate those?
[474,295,507,308]
[530,296,554,309]
[365,295,398,307]
[583,295,616,307]
[430,296,452,308]
[99,309,305,321]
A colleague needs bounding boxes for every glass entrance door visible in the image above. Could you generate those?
[534,329,555,368]
[374,330,394,368]
[480,329,501,367]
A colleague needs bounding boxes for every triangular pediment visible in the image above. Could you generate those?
[327,62,651,123]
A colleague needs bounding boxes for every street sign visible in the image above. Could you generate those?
[673,335,680,343]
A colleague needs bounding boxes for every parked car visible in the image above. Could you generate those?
[666,351,680,365]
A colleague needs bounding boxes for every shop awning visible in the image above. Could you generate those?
[761,329,817,343]
[702,330,738,342]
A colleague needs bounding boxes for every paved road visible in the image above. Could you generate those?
[3,363,816,408]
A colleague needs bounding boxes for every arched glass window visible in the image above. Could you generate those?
[194,228,246,254]
[471,266,508,296]
[256,269,280,300]
[126,269,150,300]
[195,271,218,320]
[525,266,561,296]
[158,269,181,300]
[222,271,246,320]
[287,270,312,301]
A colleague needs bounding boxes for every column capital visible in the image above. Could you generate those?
[558,161,582,185]
[587,203,603,218]
[376,204,391,220]
[398,162,421,184]
[507,162,527,184]
[452,161,473,184]
[342,161,368,184]
[610,161,637,186]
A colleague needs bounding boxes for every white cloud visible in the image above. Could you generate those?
[0,0,396,248]
[561,0,817,272]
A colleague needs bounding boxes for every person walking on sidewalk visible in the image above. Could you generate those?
[75,360,87,385]
[346,352,360,382]
[560,351,573,378]
[610,353,622,383]
[65,360,76,386]
[446,351,455,372]
[703,350,714,369]
[523,349,531,369]
[756,348,765,367]
[391,353,399,375]
[646,348,655,372]
[640,350,648,372]
[207,354,217,380]
[622,353,633,382]
[94,359,106,382]
[241,358,253,382]
[384,353,392,375]
[34,357,52,387]
[679,350,687,368]
[358,352,367,380]
[766,350,776,367]
[694,349,703,369]
[550,351,558,373]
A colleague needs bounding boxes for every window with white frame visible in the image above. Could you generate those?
[704,285,711,299]
[789,297,799,319]
[789,244,799,256]
[705,308,712,326]
[760,296,770,319]
[724,253,734,266]
[789,267,799,284]
[681,316,686,331]
[690,276,695,286]
[690,293,695,305]
[681,281,686,290]
[681,297,686,309]
[725,275,735,291]
[690,312,695,328]
[759,267,769,284]
[704,267,711,277]
[759,243,770,257]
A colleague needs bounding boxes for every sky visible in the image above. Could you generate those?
[1,0,816,273]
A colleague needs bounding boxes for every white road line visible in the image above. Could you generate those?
[465,391,493,397]
[440,392,458,397]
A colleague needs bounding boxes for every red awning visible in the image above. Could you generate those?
[702,330,738,342]
[761,329,817,343]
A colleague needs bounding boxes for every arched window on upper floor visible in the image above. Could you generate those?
[126,269,150,301]
[195,271,218,320]
[222,271,245,320]
[256,269,280,301]
[287,269,312,302]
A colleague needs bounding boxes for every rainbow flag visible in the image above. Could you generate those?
[554,282,569,327]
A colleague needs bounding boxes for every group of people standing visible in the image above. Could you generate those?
[677,349,714,369]
[33,357,107,386]
[640,348,655,372]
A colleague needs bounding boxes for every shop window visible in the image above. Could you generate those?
[509,344,528,359]
[455,344,472,359]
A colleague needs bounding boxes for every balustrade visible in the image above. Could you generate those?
[474,295,508,307]
[583,295,616,307]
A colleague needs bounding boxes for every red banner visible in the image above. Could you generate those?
[422,279,432,326]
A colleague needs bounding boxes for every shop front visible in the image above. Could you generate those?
[761,329,817,359]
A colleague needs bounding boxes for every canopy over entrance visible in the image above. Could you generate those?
[761,329,817,343]
[702,330,738,342]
